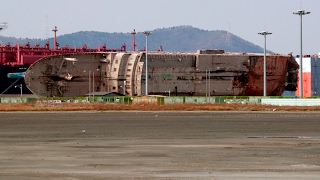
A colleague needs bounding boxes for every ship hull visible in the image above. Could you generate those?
[24,50,299,97]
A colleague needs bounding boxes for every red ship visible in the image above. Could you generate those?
[0,26,126,95]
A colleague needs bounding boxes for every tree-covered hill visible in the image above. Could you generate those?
[0,25,266,53]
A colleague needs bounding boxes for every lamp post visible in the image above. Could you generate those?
[258,31,272,96]
[208,68,210,102]
[15,84,22,98]
[89,70,91,102]
[293,10,310,98]
[143,31,151,95]
[83,70,91,102]
[92,69,100,102]
[205,70,207,99]
[92,71,95,102]
[165,90,170,97]
[123,80,126,95]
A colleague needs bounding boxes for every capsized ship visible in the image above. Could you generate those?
[24,49,299,97]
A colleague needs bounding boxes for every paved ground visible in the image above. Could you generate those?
[0,111,319,180]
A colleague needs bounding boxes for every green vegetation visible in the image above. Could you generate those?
[1,96,320,111]
[0,26,267,53]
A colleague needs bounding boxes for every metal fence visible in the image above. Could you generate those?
[0,97,36,103]
[1,96,320,106]
[0,96,257,104]
[261,98,320,106]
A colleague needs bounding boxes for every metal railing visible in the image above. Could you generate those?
[2,96,320,106]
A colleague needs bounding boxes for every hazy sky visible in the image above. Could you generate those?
[1,0,319,55]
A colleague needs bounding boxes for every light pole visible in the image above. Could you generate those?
[143,31,151,95]
[92,69,100,102]
[15,84,22,98]
[83,70,91,102]
[258,31,272,96]
[88,70,91,102]
[123,80,126,95]
[93,71,94,102]
[205,70,207,99]
[293,10,310,98]
[208,68,210,102]
[165,90,170,97]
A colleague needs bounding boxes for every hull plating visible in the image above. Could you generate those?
[24,50,299,97]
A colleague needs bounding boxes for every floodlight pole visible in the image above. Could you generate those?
[143,31,151,95]
[20,84,22,98]
[15,84,22,98]
[93,72,94,102]
[258,31,272,96]
[293,10,310,98]
[165,90,171,97]
[89,70,91,102]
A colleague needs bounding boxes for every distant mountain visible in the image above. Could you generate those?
[0,25,267,53]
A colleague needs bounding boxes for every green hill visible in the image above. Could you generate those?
[0,25,266,53]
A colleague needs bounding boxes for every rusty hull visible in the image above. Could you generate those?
[24,50,299,97]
